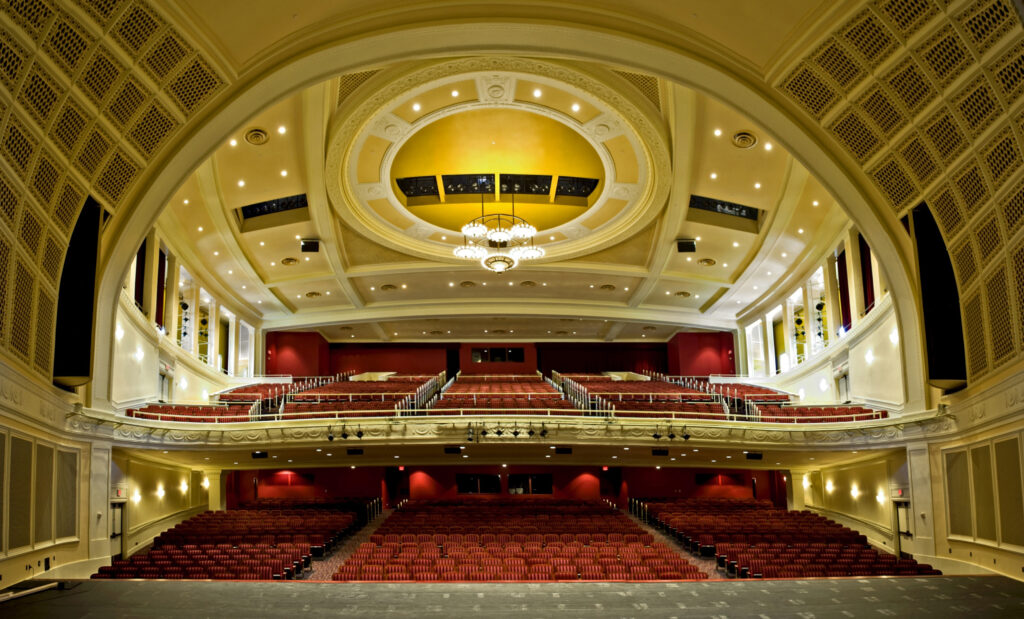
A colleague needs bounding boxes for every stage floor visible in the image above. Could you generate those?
[3,575,1024,618]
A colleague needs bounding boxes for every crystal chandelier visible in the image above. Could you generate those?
[453,192,544,273]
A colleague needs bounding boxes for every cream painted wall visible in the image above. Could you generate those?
[110,305,161,408]
[770,363,836,404]
[801,452,902,554]
[117,453,209,556]
[848,311,905,407]
[171,356,233,404]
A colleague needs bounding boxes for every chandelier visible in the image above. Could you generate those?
[453,192,544,273]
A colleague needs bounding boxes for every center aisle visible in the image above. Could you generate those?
[624,511,719,579]
[309,510,393,580]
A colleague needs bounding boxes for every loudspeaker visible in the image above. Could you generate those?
[300,239,320,252]
[745,452,763,460]
[346,448,364,455]
[651,448,669,456]
[676,239,696,252]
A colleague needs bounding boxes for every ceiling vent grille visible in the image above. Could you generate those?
[923,107,968,163]
[337,70,378,108]
[956,0,1016,55]
[829,109,882,163]
[869,155,917,211]
[857,85,906,136]
[981,127,1020,190]
[812,38,865,92]
[897,133,939,185]
[613,71,661,111]
[884,58,936,115]
[952,75,1002,138]
[840,10,898,68]
[1002,179,1024,238]
[953,159,990,218]
[872,0,939,40]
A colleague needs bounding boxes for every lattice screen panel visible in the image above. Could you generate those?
[775,0,1024,384]
[337,71,378,109]
[613,71,662,112]
[0,0,230,380]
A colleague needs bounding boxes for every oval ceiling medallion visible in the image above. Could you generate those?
[245,128,269,146]
[459,281,476,288]
[280,257,298,266]
[675,291,691,297]
[520,280,537,287]
[642,326,657,331]
[697,258,716,266]
[305,291,321,298]
[379,284,397,291]
[599,284,616,291]
[732,131,757,149]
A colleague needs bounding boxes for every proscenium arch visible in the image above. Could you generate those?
[90,18,929,412]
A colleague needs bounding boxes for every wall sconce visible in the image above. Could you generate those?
[131,489,141,504]
[179,378,188,389]
[201,477,210,490]
[156,484,165,499]
[850,483,860,499]
[115,324,125,341]
[134,346,145,362]
[864,349,874,365]
[889,328,899,346]
[818,378,829,392]
[179,480,189,493]
[876,490,886,504]
[802,475,810,490]
[825,480,834,493]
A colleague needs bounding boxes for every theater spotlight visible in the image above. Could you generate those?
[495,429,504,437]
[327,426,334,442]
[667,429,676,440]
[652,431,662,440]
[527,427,535,437]
[340,427,349,440]
[681,426,691,441]
[355,428,364,439]
[467,425,475,442]
[512,428,521,437]
[480,429,489,437]
[539,426,548,438]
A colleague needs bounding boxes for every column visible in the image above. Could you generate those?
[163,254,179,338]
[205,470,225,511]
[141,229,160,321]
[824,255,842,342]
[803,282,815,359]
[230,317,241,377]
[870,251,886,303]
[189,285,200,357]
[761,319,771,377]
[844,229,866,326]
[783,298,796,372]
[88,442,113,561]
[208,301,219,369]
[764,315,776,375]
[903,442,936,558]
[256,328,266,376]
[788,469,809,511]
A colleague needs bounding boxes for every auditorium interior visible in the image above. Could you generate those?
[1,0,1024,614]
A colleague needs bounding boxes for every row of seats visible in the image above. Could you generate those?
[571,381,705,396]
[643,497,939,579]
[432,397,574,411]
[291,379,424,401]
[334,499,705,582]
[126,403,252,423]
[754,405,888,423]
[218,383,294,402]
[92,543,311,580]
[708,383,791,401]
[456,375,544,382]
[445,383,560,395]
[281,400,403,418]
[614,401,726,419]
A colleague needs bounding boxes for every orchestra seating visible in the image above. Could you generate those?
[643,498,939,578]
[126,403,253,422]
[755,404,888,423]
[332,499,707,582]
[92,504,360,581]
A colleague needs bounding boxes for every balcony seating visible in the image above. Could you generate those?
[126,403,253,423]
[291,380,424,402]
[281,401,400,418]
[755,405,888,423]
[613,401,727,420]
[430,397,577,414]
[643,497,940,578]
[333,499,707,582]
[92,506,359,580]
[217,383,291,402]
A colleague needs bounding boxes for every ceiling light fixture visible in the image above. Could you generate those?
[533,88,542,97]
[454,189,543,273]
[571,103,580,112]
[764,142,773,151]
[412,103,421,112]
[451,90,459,97]
[713,129,722,137]
[229,139,237,147]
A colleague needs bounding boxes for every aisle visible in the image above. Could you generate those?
[308,509,392,580]
[624,510,720,579]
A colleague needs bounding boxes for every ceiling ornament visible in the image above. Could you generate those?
[454,191,544,273]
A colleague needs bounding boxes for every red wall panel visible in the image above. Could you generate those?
[265,331,330,376]
[459,343,537,374]
[535,343,667,376]
[225,467,387,508]
[329,344,448,375]
[666,332,736,376]
[406,465,604,501]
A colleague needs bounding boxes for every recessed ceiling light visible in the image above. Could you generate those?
[277,126,286,134]
[764,142,773,151]
[709,172,717,179]
[325,291,330,295]
[549,235,555,240]
[270,261,275,266]
[229,139,237,147]
[713,129,722,137]
[441,235,447,240]
[412,103,421,112]
[296,295,301,299]
[590,284,594,288]
[533,88,542,97]
[695,294,700,298]
[781,252,788,258]
[766,271,772,276]
[753,285,758,290]
[624,287,629,291]
[665,291,670,295]
[280,170,288,177]
[213,251,219,256]
[686,257,692,262]
[695,236,701,241]
[257,300,262,304]
[197,226,203,232]
[571,103,580,112]
[732,241,739,247]
[259,241,265,246]
[542,283,546,286]
[509,282,513,286]
[371,287,375,291]
[449,282,454,287]
[736,300,741,304]
[316,448,322,452]
[754,182,761,189]
[228,270,233,275]
[305,256,310,261]
[241,285,246,289]
[401,284,407,289]
[183,199,189,205]
[237,180,245,187]
[393,332,397,335]
[451,90,459,97]
[812,200,819,206]
[723,263,728,267]
[797,228,804,234]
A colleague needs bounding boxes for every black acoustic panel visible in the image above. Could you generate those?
[689,194,760,221]
[443,446,462,455]
[251,451,268,459]
[554,447,572,455]
[239,194,308,219]
[347,448,364,456]
[500,174,552,195]
[396,175,439,198]
[652,448,669,456]
[676,239,696,252]
[300,239,319,253]
[745,452,763,460]
[442,174,494,194]
[555,175,599,197]
[54,196,100,385]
